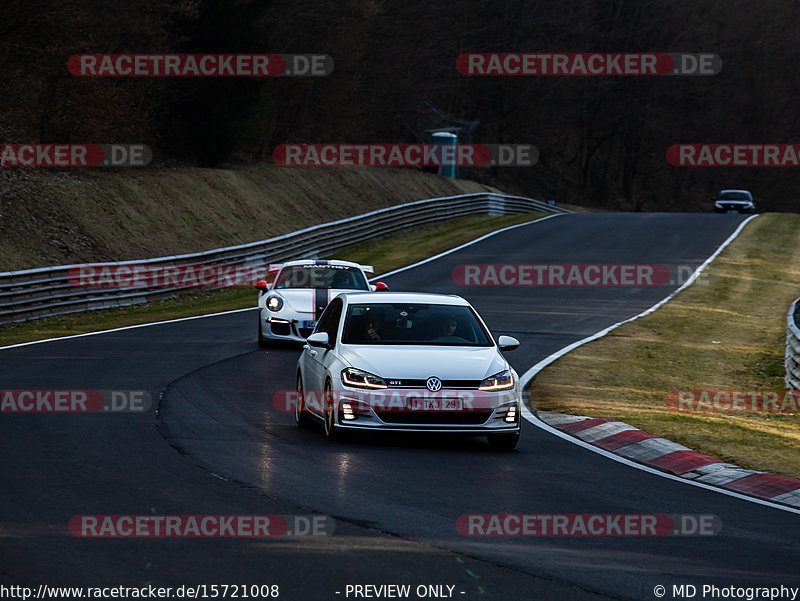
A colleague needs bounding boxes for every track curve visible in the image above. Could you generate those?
[3,213,798,601]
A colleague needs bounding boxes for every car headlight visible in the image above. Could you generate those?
[479,370,515,391]
[714,202,723,208]
[266,295,283,312]
[341,368,387,389]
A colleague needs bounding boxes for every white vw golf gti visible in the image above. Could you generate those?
[295,292,522,449]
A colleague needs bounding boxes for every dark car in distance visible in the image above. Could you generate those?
[713,189,756,213]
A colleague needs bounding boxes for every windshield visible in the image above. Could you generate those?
[342,303,493,346]
[274,265,368,290]
[719,191,751,200]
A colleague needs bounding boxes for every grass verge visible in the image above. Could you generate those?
[0,212,548,348]
[529,213,800,478]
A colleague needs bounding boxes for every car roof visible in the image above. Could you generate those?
[339,292,470,306]
[719,189,752,194]
[281,259,362,268]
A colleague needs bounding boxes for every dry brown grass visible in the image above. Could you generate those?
[0,166,497,271]
[529,213,800,478]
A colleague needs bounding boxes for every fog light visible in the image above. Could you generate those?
[504,405,518,423]
[342,402,356,420]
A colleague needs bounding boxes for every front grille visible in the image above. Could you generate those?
[385,379,483,389]
[375,411,492,425]
[298,327,314,338]
[270,321,291,336]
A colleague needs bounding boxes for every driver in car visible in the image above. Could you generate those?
[331,270,354,289]
[366,310,385,340]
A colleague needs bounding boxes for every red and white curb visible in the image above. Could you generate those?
[537,411,800,509]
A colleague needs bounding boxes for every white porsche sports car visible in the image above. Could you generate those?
[295,291,522,449]
[256,259,387,345]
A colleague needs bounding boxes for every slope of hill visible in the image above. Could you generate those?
[0,166,497,271]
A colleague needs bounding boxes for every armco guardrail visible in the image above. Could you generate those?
[0,192,570,324]
[786,297,800,390]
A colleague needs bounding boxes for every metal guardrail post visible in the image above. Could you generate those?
[786,298,800,390]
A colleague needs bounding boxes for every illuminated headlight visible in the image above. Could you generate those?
[504,404,518,423]
[479,370,514,391]
[341,368,387,389]
[266,295,283,311]
[714,202,723,208]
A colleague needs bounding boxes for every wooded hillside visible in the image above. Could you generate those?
[2,0,799,212]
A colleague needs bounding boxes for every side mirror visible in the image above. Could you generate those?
[497,335,520,352]
[256,280,269,291]
[374,281,389,291]
[307,332,330,348]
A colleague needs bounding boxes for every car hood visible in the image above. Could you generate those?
[717,199,751,204]
[340,345,508,380]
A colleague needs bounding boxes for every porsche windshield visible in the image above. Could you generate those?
[274,265,368,290]
[342,303,492,346]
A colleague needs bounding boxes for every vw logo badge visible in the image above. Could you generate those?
[426,377,443,392]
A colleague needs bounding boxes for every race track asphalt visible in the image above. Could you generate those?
[2,212,796,601]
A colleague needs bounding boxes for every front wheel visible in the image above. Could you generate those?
[295,372,312,428]
[487,432,519,451]
[323,381,339,440]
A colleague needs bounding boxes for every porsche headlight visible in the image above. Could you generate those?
[479,370,514,391]
[266,295,283,311]
[341,368,387,389]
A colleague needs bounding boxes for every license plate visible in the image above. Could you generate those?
[303,320,317,329]
[408,398,463,411]
[726,209,738,214]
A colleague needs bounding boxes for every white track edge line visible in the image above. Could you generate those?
[0,307,254,351]
[520,401,800,515]
[0,213,563,351]
[519,214,800,515]
[5,212,794,513]
[519,214,759,382]
[372,213,563,280]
